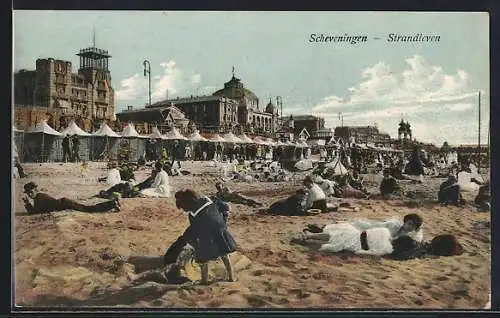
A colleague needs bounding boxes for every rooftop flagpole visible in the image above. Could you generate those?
[477,90,481,173]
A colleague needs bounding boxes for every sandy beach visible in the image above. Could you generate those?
[13,161,490,309]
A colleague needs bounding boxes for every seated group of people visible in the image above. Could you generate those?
[21,161,175,215]
[97,161,172,199]
[438,163,490,211]
[292,213,464,260]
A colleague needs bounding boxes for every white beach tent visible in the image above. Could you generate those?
[188,130,208,142]
[149,126,166,140]
[238,134,254,144]
[121,123,149,138]
[91,123,121,161]
[13,125,25,162]
[164,127,187,140]
[120,123,149,161]
[27,120,62,136]
[222,132,243,143]
[25,120,62,162]
[209,133,227,142]
[60,121,92,136]
[93,123,121,137]
[60,121,92,161]
[325,156,349,176]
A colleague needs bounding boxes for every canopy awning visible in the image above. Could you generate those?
[164,127,187,140]
[238,134,254,143]
[149,126,166,139]
[92,123,121,137]
[209,134,227,142]
[121,123,149,138]
[222,132,243,143]
[60,121,92,136]
[188,130,208,142]
[26,120,62,136]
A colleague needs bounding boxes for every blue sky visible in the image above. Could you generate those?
[13,11,489,145]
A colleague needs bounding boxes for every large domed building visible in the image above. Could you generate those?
[115,69,281,136]
[212,71,280,135]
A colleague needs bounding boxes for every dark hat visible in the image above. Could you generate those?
[24,182,38,193]
[303,175,314,184]
[296,189,307,195]
[430,234,464,256]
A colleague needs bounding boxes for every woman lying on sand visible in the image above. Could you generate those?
[22,182,120,215]
[292,224,462,260]
[292,213,424,256]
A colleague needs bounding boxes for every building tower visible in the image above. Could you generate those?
[76,33,113,120]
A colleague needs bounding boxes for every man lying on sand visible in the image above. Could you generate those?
[22,182,120,215]
[215,182,263,208]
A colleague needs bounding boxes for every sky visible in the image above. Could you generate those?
[13,11,489,146]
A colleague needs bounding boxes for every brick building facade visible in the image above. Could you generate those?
[13,44,115,131]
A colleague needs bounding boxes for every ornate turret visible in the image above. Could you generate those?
[265,98,276,114]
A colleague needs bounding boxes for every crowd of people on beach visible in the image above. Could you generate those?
[17,138,490,287]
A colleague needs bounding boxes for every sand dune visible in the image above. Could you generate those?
[14,162,490,309]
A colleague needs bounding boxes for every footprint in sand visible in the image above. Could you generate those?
[252,270,265,276]
[289,288,311,299]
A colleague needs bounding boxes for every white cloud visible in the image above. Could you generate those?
[115,60,207,104]
[190,74,201,85]
[115,74,146,101]
[305,54,488,145]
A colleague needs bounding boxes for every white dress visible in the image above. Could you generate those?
[107,168,122,186]
[305,183,327,209]
[319,223,394,256]
[318,179,336,197]
[458,171,480,192]
[346,218,423,242]
[139,170,171,198]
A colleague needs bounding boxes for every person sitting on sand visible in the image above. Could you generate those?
[314,176,337,198]
[105,162,122,186]
[304,213,423,243]
[22,182,120,215]
[174,189,238,285]
[438,174,464,206]
[474,181,490,212]
[336,176,370,199]
[348,170,367,193]
[303,176,327,212]
[139,161,171,198]
[215,182,263,208]
[96,164,160,199]
[268,189,308,216]
[380,168,403,198]
[457,164,483,193]
[405,147,425,182]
